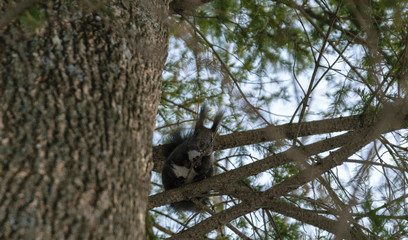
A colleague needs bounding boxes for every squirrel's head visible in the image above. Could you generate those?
[190,104,224,155]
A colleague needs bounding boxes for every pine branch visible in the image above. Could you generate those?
[153,113,371,172]
[153,101,408,239]
[149,129,366,209]
[166,127,375,239]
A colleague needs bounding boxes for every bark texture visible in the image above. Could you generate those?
[0,1,168,239]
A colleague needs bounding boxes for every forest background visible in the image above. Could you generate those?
[1,0,408,239]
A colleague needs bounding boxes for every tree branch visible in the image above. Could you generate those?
[149,129,368,209]
[156,101,408,238]
[165,127,376,239]
[153,113,371,172]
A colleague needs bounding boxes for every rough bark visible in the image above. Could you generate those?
[0,1,168,239]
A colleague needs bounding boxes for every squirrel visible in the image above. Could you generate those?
[161,104,224,212]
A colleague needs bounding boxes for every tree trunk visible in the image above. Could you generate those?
[0,1,168,239]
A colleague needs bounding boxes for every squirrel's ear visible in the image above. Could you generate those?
[195,104,208,129]
[211,109,224,132]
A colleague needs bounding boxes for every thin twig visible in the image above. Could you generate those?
[184,18,271,125]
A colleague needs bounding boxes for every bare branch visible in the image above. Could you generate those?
[153,112,380,171]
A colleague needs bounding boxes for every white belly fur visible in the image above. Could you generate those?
[188,150,200,160]
[171,164,197,183]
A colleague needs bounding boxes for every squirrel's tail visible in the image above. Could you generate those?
[170,197,209,213]
[163,128,193,157]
